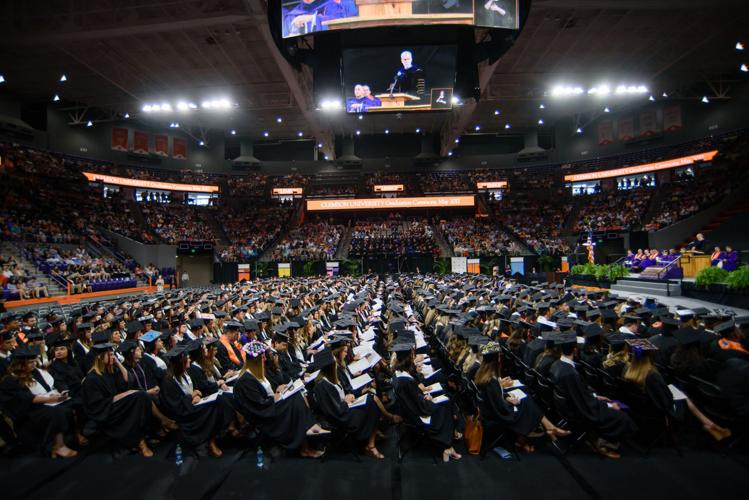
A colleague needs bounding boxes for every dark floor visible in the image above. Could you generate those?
[2,429,748,500]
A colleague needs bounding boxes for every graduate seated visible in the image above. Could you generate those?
[550,334,638,459]
[622,338,731,441]
[474,342,569,453]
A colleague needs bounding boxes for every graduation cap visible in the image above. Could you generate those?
[255,311,271,321]
[139,331,160,344]
[676,309,695,320]
[92,330,110,344]
[242,340,268,358]
[117,340,139,354]
[552,333,577,346]
[26,329,45,342]
[186,338,204,353]
[468,335,490,347]
[1,330,17,342]
[392,343,414,360]
[673,328,702,346]
[660,317,680,332]
[244,319,259,331]
[479,341,501,357]
[600,309,618,321]
[11,345,40,359]
[271,307,284,316]
[713,320,735,337]
[214,311,227,319]
[604,333,627,347]
[189,318,205,330]
[312,348,335,370]
[92,342,117,353]
[45,332,74,348]
[625,338,658,358]
[582,324,604,339]
[126,321,143,335]
[164,345,187,362]
[224,320,242,331]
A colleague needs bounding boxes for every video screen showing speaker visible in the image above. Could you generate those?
[342,45,456,113]
[281,0,519,39]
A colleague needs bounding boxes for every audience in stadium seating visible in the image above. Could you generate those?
[141,203,218,244]
[439,217,523,256]
[219,203,294,262]
[491,192,571,256]
[269,219,344,261]
[227,174,268,197]
[574,187,653,232]
[416,172,471,193]
[309,184,358,197]
[349,215,438,257]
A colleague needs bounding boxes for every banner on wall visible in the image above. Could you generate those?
[154,135,168,157]
[597,121,613,145]
[133,131,149,155]
[618,117,634,142]
[467,258,480,274]
[111,127,128,151]
[510,256,525,276]
[173,137,187,160]
[639,109,658,137]
[451,257,467,274]
[663,105,683,132]
[238,264,251,281]
[278,263,291,278]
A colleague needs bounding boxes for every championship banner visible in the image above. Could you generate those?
[307,195,474,211]
[618,117,634,143]
[154,135,168,157]
[639,109,658,137]
[133,131,149,155]
[173,137,187,160]
[467,258,480,274]
[111,127,128,151]
[451,257,467,274]
[597,121,613,145]
[663,105,683,132]
[278,263,291,278]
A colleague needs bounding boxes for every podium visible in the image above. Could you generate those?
[372,93,422,109]
[681,254,711,278]
[321,0,474,30]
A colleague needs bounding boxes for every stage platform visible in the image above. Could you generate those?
[2,425,749,500]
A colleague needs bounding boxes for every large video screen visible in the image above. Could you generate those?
[342,45,456,113]
[281,0,519,39]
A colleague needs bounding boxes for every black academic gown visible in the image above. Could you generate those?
[580,349,603,370]
[313,378,380,441]
[649,334,678,367]
[72,341,93,374]
[534,354,556,379]
[160,374,230,447]
[216,342,244,372]
[550,360,637,440]
[643,371,686,420]
[81,369,151,448]
[524,338,546,367]
[0,375,74,454]
[141,354,167,387]
[393,373,453,448]
[48,360,85,410]
[716,358,749,418]
[478,378,543,436]
[266,365,291,390]
[280,352,304,380]
[233,372,314,449]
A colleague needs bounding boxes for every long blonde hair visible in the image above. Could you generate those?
[474,356,500,387]
[92,352,114,375]
[603,348,628,369]
[240,355,265,380]
[623,353,655,387]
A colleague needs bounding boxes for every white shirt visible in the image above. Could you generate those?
[560,356,576,368]
[176,374,194,395]
[323,377,345,401]
[146,352,167,371]
[28,369,57,396]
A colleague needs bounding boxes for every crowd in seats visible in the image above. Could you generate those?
[1,254,49,300]
[415,172,471,193]
[574,187,653,232]
[466,169,507,185]
[25,246,132,294]
[491,193,572,256]
[85,163,222,185]
[218,203,294,263]
[269,219,344,261]
[141,203,218,244]
[309,185,358,197]
[227,174,268,197]
[507,171,558,190]
[273,173,310,188]
[439,217,524,256]
[349,215,438,257]
[364,172,415,194]
[89,189,155,243]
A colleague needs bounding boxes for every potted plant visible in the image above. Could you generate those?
[726,266,749,291]
[695,266,729,291]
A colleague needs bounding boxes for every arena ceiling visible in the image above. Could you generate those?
[0,0,747,157]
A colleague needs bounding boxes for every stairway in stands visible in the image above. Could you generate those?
[693,198,749,248]
[201,209,230,246]
[430,221,453,258]
[0,242,67,296]
[334,224,353,260]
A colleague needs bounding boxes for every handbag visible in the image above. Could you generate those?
[464,412,484,455]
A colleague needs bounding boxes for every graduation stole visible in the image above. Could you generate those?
[220,335,246,366]
[718,339,749,355]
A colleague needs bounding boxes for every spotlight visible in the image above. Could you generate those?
[320,99,342,111]
[648,95,655,101]
[358,115,363,120]
[451,96,460,105]
[454,138,460,143]
[505,123,511,129]
[539,103,545,109]
[662,92,668,98]
[741,64,748,72]
[356,130,361,135]
[448,151,453,156]
[298,131,303,137]
[174,123,179,128]
[188,102,198,109]
[201,101,213,109]
[59,74,67,82]
[52,94,61,102]
[276,117,283,123]
[142,104,152,112]
[0,75,5,83]
[384,129,389,135]
[324,155,329,160]
[576,128,582,134]
[263,131,269,137]
[318,143,323,147]
[494,109,500,115]
[199,140,205,146]
[124,113,129,118]
[160,102,172,112]
[604,107,610,112]
[415,128,421,133]
[230,129,236,135]
[86,120,92,127]
[538,118,544,125]
[474,125,481,131]
[177,101,189,112]
[701,96,709,103]
[737,42,745,51]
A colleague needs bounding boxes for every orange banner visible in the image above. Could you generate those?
[272,187,303,195]
[564,150,718,183]
[476,181,508,189]
[374,184,404,192]
[307,195,475,211]
[83,172,219,193]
